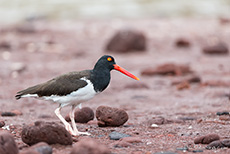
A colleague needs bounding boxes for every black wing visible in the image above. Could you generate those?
[15,70,91,99]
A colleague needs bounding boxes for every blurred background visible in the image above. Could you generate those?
[0,0,230,24]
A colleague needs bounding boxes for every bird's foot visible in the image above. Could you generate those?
[72,131,91,136]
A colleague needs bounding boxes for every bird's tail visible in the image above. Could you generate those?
[15,93,22,100]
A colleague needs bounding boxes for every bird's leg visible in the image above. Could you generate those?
[54,106,74,135]
[69,104,90,136]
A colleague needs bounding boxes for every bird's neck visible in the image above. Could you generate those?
[90,68,111,93]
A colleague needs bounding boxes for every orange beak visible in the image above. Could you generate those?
[113,64,139,80]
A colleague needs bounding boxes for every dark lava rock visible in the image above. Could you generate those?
[0,121,5,127]
[70,137,110,154]
[1,112,17,117]
[105,29,146,53]
[194,134,220,144]
[21,121,72,146]
[206,139,230,149]
[175,38,191,47]
[0,131,19,154]
[216,111,229,116]
[192,149,203,153]
[65,107,94,123]
[202,43,229,55]
[187,76,201,83]
[178,116,197,121]
[0,41,11,50]
[141,63,192,76]
[96,106,128,127]
[20,142,52,154]
[109,131,131,140]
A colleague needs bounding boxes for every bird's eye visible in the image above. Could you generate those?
[107,57,112,62]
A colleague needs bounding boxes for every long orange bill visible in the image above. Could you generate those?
[113,64,140,80]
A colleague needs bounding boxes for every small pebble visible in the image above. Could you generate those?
[175,38,191,47]
[109,131,131,140]
[0,121,5,127]
[179,117,196,121]
[192,149,204,153]
[216,111,229,116]
[202,42,229,55]
[176,146,189,151]
[1,112,16,116]
[150,124,159,128]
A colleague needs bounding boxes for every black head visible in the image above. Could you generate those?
[93,55,116,71]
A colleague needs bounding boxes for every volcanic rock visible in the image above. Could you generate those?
[20,142,52,154]
[141,63,192,76]
[216,111,230,116]
[109,131,131,140]
[175,38,191,47]
[194,134,220,144]
[0,121,5,127]
[202,42,229,55]
[65,107,94,123]
[206,139,230,149]
[21,121,72,146]
[1,112,17,117]
[96,106,128,127]
[70,137,110,154]
[105,29,146,53]
[0,41,11,50]
[0,131,19,154]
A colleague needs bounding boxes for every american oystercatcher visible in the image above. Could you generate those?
[15,55,139,136]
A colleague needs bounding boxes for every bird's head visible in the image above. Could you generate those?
[94,55,139,80]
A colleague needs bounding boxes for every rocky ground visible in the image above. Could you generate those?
[0,18,230,154]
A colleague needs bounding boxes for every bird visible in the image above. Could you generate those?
[15,55,139,136]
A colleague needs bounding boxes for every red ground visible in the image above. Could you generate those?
[0,18,230,154]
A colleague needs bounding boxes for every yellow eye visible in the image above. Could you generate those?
[107,57,112,61]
